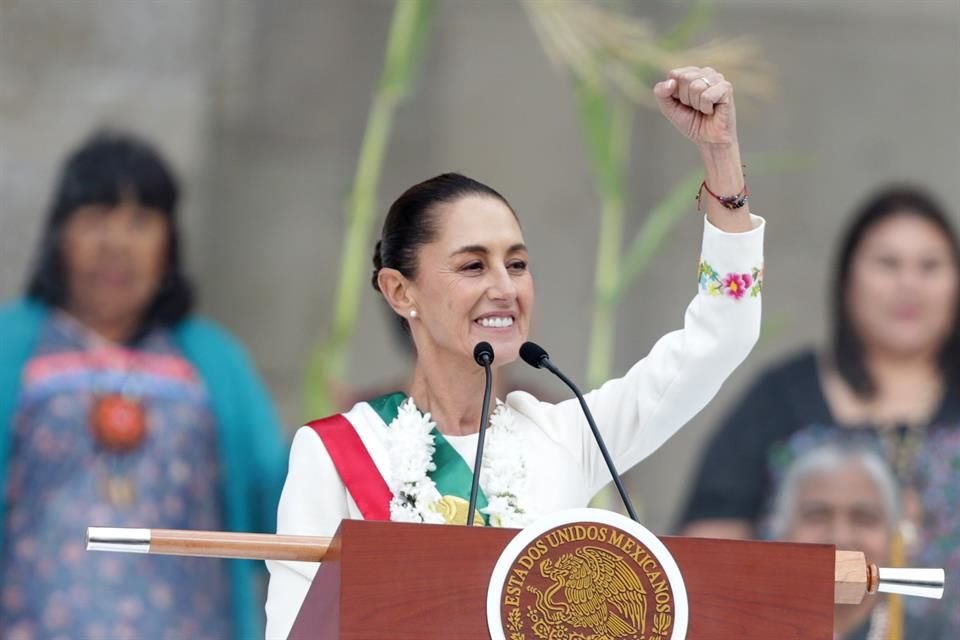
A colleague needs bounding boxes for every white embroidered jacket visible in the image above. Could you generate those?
[265,215,765,639]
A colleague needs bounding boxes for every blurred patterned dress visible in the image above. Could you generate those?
[0,313,231,640]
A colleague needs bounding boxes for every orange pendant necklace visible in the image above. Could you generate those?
[88,342,148,453]
[90,393,147,452]
[88,347,148,508]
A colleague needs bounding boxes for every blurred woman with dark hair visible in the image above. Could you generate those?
[0,131,287,639]
[680,185,960,634]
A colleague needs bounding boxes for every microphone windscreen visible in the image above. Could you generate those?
[519,341,549,369]
[473,341,495,366]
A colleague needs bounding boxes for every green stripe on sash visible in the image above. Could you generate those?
[430,430,489,525]
[367,392,489,525]
[367,391,406,426]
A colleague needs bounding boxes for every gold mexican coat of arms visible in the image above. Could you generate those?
[499,524,676,640]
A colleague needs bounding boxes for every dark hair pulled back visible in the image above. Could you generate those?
[370,172,514,292]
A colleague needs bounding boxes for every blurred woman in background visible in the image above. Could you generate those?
[0,132,288,639]
[680,186,960,633]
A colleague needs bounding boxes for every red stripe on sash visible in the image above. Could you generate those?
[307,414,392,521]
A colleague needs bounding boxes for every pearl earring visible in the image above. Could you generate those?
[409,309,418,319]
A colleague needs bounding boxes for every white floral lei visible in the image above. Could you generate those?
[385,397,535,528]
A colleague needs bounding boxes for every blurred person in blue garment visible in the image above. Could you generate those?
[0,131,288,640]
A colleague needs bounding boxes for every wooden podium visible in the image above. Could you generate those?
[288,519,835,640]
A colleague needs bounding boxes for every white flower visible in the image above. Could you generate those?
[384,397,535,527]
[389,501,419,522]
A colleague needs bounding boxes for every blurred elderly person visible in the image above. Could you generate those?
[0,131,288,639]
[771,441,946,640]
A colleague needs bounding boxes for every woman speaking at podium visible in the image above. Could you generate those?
[266,66,765,638]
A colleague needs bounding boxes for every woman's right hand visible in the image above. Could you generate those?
[654,66,752,231]
[654,66,738,149]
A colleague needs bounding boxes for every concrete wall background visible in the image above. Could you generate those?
[1,0,958,531]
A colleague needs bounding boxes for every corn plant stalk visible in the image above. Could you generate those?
[576,79,633,389]
[304,0,434,419]
[616,172,703,299]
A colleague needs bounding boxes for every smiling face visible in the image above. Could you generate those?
[395,194,534,368]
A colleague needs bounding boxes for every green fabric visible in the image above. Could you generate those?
[0,298,289,640]
[366,391,406,425]
[367,391,489,525]
[429,430,489,525]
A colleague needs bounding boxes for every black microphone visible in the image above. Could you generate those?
[467,342,495,526]
[519,341,640,522]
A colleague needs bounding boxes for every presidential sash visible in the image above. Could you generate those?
[309,392,489,525]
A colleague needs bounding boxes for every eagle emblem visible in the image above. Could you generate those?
[491,512,685,640]
[528,545,648,639]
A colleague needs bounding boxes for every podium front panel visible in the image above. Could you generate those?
[289,520,834,639]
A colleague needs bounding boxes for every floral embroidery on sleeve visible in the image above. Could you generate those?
[699,261,763,299]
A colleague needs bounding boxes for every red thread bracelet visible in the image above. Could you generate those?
[697,180,749,211]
